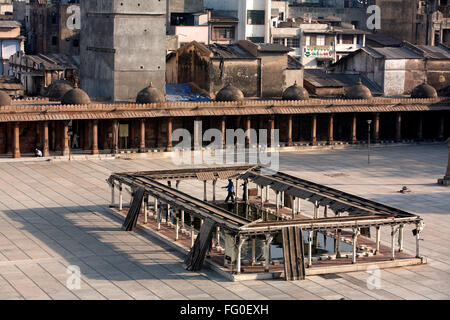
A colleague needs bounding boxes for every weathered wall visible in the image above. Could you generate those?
[289,6,368,29]
[425,59,450,91]
[333,50,384,90]
[260,53,287,97]
[80,0,166,102]
[169,0,203,13]
[375,0,426,45]
[284,68,303,91]
[177,46,210,92]
[210,59,260,97]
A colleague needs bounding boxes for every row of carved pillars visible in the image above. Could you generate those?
[3,112,447,158]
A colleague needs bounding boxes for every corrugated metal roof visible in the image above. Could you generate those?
[414,45,450,59]
[304,69,383,95]
[0,98,448,122]
[208,43,254,59]
[369,47,422,59]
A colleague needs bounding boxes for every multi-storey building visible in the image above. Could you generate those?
[80,0,166,102]
[13,0,80,56]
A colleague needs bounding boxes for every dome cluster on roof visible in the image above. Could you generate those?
[282,81,309,100]
[136,82,165,103]
[215,84,244,102]
[345,78,373,99]
[61,84,91,105]
[0,90,12,106]
[47,80,74,101]
[411,82,437,98]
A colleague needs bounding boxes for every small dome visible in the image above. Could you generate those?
[0,90,12,106]
[411,82,437,98]
[282,81,309,100]
[47,80,74,101]
[345,78,372,99]
[136,82,165,103]
[61,85,91,105]
[216,84,244,102]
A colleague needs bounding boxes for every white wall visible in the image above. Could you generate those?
[384,59,407,96]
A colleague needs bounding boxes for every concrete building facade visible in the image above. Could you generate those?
[80,0,166,102]
[167,40,303,98]
[13,0,81,56]
[332,43,450,96]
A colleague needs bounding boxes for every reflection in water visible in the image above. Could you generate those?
[217,202,353,261]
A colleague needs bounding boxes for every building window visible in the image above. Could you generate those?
[316,35,325,46]
[51,36,58,46]
[273,38,284,45]
[342,34,354,44]
[286,38,300,48]
[305,36,311,46]
[247,37,264,44]
[51,15,57,24]
[247,10,265,25]
[212,26,235,41]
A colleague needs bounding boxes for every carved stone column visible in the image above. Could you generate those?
[13,122,20,159]
[92,120,99,155]
[311,115,317,146]
[43,121,50,157]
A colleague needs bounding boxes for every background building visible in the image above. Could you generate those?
[80,0,166,102]
[0,20,24,75]
[13,0,80,56]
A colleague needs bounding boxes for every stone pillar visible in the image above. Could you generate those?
[264,234,273,272]
[13,122,20,158]
[351,113,357,144]
[246,116,251,147]
[328,114,334,145]
[63,121,70,156]
[110,183,115,207]
[311,115,317,146]
[179,209,184,231]
[139,119,146,153]
[203,180,207,201]
[167,117,173,151]
[92,120,99,155]
[216,226,221,250]
[375,226,381,255]
[112,120,119,154]
[269,117,275,147]
[395,112,402,142]
[374,113,380,143]
[221,116,226,148]
[119,183,123,211]
[194,117,201,150]
[438,138,450,186]
[250,236,256,265]
[308,231,313,267]
[236,237,246,274]
[418,114,423,141]
[288,115,293,146]
[43,121,50,157]
[352,228,359,264]
[391,225,396,261]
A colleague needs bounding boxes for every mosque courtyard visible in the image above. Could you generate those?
[0,143,449,300]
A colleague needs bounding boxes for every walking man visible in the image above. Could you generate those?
[223,179,235,202]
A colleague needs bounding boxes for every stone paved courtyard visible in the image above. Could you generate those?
[0,144,449,300]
